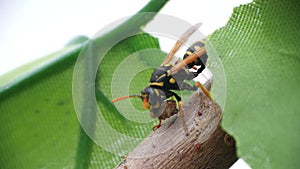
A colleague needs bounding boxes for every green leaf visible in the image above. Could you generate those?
[210,0,300,168]
[0,1,169,169]
[97,33,163,131]
[66,35,89,46]
[5,0,299,168]
[0,44,83,169]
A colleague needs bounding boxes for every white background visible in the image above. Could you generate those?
[0,0,251,168]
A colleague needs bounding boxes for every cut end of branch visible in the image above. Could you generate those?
[115,88,237,169]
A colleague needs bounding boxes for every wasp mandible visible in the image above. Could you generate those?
[112,23,211,136]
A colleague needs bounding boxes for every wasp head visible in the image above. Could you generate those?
[112,87,166,118]
[140,87,152,110]
[141,87,166,118]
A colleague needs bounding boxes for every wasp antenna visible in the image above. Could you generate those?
[112,95,142,103]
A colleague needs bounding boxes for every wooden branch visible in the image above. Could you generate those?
[115,87,237,169]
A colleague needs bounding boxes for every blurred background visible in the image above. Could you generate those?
[0,0,251,168]
[0,0,251,75]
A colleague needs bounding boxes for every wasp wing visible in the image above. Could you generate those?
[161,23,202,66]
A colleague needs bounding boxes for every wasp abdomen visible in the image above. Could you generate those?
[183,41,208,69]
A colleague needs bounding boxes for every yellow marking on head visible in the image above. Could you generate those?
[169,78,176,84]
[153,101,160,109]
[150,82,164,87]
[194,45,202,51]
[142,102,151,109]
[154,89,160,96]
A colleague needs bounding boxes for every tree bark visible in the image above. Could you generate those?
[115,87,237,169]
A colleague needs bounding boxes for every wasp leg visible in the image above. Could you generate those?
[181,82,199,91]
[180,81,211,101]
[178,101,189,136]
[195,82,222,118]
[166,91,189,136]
[152,119,162,131]
[195,82,211,99]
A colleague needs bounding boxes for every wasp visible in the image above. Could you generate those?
[112,23,211,136]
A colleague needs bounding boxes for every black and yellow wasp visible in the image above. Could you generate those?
[112,23,211,136]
